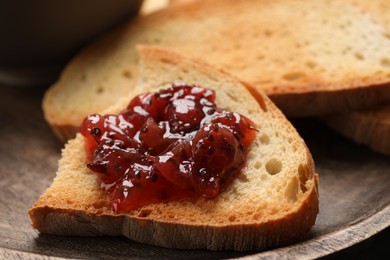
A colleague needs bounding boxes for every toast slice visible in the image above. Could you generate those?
[43,0,390,141]
[30,46,319,251]
[323,104,390,156]
[321,0,390,156]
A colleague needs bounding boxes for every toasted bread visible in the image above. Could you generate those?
[323,104,390,156]
[30,46,319,251]
[43,0,390,141]
[321,0,390,156]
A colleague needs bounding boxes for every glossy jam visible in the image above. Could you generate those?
[80,83,256,213]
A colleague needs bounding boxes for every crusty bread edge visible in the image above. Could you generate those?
[271,82,390,117]
[29,180,318,251]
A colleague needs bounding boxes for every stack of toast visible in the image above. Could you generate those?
[30,0,390,252]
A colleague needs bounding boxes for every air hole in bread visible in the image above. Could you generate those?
[122,70,132,79]
[300,183,308,193]
[234,42,242,49]
[228,215,236,222]
[265,158,282,175]
[354,52,364,60]
[285,176,299,203]
[306,61,317,69]
[80,73,87,82]
[257,54,264,60]
[96,86,104,94]
[259,134,270,145]
[160,58,174,64]
[343,46,352,54]
[380,58,390,67]
[298,164,310,193]
[253,161,262,169]
[250,108,259,115]
[264,30,272,37]
[152,37,161,44]
[282,72,305,81]
[138,209,153,218]
[260,174,269,181]
[227,91,239,102]
[253,213,261,221]
[339,24,346,30]
[238,172,249,182]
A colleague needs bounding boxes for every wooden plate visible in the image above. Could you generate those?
[0,86,389,259]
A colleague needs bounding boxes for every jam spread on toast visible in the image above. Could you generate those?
[81,83,256,213]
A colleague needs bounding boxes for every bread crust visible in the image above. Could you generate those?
[31,46,319,251]
[30,185,318,251]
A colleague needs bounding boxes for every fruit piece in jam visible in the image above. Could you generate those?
[80,83,257,213]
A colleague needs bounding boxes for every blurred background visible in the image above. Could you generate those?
[0,0,172,87]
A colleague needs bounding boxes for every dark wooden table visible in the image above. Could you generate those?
[0,85,389,259]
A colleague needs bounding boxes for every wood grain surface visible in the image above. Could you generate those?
[0,85,389,259]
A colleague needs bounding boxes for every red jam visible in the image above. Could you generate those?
[80,83,256,213]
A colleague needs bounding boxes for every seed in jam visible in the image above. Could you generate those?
[80,83,257,213]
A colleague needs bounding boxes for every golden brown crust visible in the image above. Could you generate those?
[124,181,318,251]
[271,83,390,117]
[29,182,318,251]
